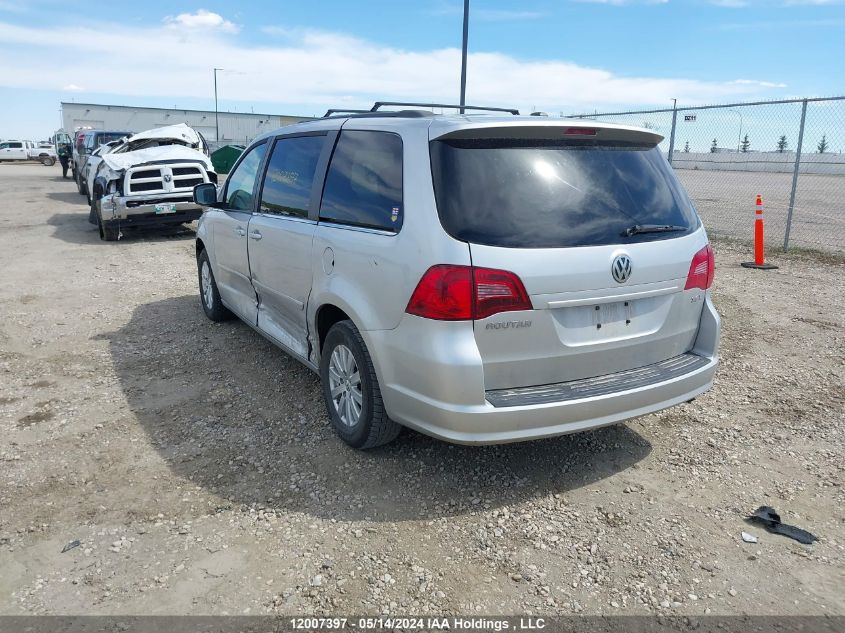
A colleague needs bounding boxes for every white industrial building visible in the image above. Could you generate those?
[60,102,313,148]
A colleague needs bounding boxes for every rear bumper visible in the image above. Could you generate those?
[365,295,720,445]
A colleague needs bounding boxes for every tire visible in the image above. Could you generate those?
[97,211,119,241]
[88,188,99,225]
[76,171,87,196]
[41,157,55,166]
[320,320,401,449]
[197,249,232,321]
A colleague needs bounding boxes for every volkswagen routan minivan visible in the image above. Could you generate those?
[192,103,720,449]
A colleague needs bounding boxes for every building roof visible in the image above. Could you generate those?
[61,101,313,121]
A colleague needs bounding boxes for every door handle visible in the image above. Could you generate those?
[249,231,263,241]
[235,226,246,237]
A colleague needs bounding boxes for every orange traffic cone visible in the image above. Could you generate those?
[741,194,778,270]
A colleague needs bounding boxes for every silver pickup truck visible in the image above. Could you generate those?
[87,124,217,241]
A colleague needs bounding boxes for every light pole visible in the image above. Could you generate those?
[213,67,223,142]
[726,108,743,152]
[459,0,469,113]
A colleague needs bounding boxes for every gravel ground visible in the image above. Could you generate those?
[1,163,843,616]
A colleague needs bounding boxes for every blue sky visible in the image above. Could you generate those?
[0,0,843,140]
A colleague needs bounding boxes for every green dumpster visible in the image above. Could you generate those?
[211,144,245,175]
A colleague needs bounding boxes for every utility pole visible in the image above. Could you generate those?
[459,0,469,113]
[213,67,223,142]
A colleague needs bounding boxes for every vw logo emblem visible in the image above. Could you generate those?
[611,255,632,284]
[163,174,172,183]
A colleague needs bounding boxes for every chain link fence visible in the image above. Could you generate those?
[570,96,845,253]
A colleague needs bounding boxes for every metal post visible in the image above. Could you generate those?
[667,98,678,165]
[459,0,469,114]
[213,67,222,142]
[784,99,808,251]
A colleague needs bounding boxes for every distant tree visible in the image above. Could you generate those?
[776,135,788,153]
[740,134,751,153]
[711,138,718,153]
[683,140,690,152]
[817,134,829,154]
[642,121,659,131]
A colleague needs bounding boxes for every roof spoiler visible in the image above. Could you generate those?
[432,122,664,145]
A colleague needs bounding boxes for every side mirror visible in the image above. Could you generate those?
[194,182,219,206]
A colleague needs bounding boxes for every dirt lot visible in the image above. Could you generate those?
[1,163,843,616]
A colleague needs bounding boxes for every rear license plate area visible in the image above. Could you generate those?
[591,300,633,330]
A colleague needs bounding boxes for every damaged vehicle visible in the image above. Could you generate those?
[82,139,123,206]
[88,123,216,241]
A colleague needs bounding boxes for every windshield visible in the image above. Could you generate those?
[430,139,699,248]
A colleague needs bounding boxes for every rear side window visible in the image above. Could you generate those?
[259,135,325,218]
[430,139,698,248]
[319,131,403,231]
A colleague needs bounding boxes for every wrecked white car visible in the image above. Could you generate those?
[88,123,217,241]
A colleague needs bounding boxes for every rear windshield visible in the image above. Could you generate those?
[430,139,698,248]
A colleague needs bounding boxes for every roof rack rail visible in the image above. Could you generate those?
[322,108,371,118]
[371,101,520,115]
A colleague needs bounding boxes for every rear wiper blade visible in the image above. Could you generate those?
[622,224,687,237]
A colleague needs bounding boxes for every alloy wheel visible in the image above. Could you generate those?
[328,344,362,427]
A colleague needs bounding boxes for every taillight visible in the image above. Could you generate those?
[406,265,532,321]
[473,267,532,319]
[564,127,597,136]
[405,265,473,320]
[685,244,715,290]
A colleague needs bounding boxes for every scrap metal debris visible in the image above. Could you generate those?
[748,506,818,545]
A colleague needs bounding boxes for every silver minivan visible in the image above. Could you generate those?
[192,103,719,449]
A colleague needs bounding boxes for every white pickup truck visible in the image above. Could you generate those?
[88,123,216,241]
[0,140,57,166]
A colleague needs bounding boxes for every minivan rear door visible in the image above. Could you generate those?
[430,123,710,391]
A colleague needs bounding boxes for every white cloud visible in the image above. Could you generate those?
[730,79,788,88]
[164,9,238,33]
[0,18,787,114]
[62,83,84,92]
